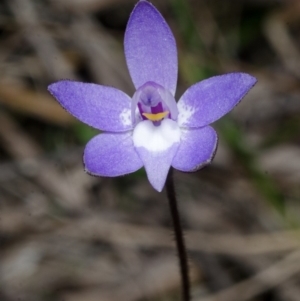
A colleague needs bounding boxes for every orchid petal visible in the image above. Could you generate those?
[172,126,218,171]
[48,80,132,132]
[177,73,257,128]
[133,119,181,191]
[124,0,178,95]
[84,132,143,177]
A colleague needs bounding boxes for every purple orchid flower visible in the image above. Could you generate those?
[48,0,256,192]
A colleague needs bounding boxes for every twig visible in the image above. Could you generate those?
[55,217,300,256]
[9,0,75,80]
[197,249,300,301]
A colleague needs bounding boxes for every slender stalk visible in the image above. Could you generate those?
[166,168,190,301]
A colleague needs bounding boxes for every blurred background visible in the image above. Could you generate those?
[0,0,300,300]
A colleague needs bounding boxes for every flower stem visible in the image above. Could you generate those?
[166,168,190,301]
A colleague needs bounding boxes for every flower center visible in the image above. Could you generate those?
[132,81,181,163]
[131,81,178,126]
[131,82,178,126]
[142,111,169,121]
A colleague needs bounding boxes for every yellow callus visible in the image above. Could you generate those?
[142,111,169,121]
